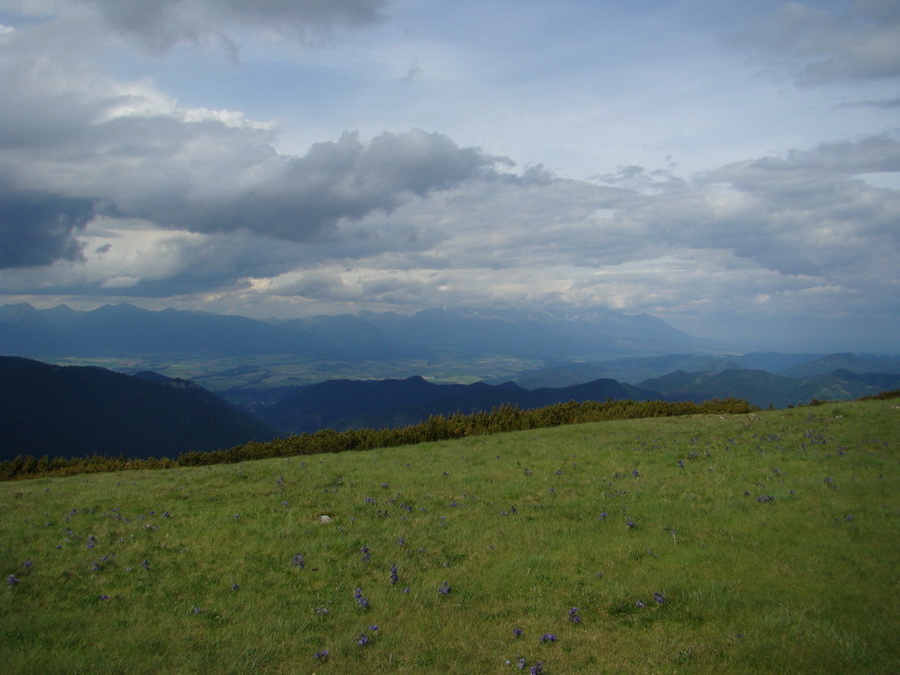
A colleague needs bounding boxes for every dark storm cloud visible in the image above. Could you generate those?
[108,128,505,240]
[0,31,505,255]
[0,189,94,268]
[76,0,388,53]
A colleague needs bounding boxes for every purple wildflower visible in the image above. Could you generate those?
[390,564,399,585]
[100,594,109,600]
[231,584,240,591]
[313,650,329,661]
[361,546,371,563]
[636,600,646,608]
[355,588,370,609]
[7,574,20,586]
[315,607,329,615]
[632,469,639,477]
[531,663,544,675]
[540,633,556,643]
[513,627,523,638]
[357,634,369,646]
[626,519,635,529]
[292,553,305,568]
[438,580,451,595]
[569,607,582,623]
[369,625,379,632]
[654,591,665,604]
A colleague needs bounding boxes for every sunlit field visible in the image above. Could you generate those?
[2,398,898,673]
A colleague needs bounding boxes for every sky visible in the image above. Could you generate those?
[0,0,898,352]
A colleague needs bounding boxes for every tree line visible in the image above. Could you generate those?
[1,397,758,481]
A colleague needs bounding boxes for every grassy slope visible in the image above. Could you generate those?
[1,399,898,673]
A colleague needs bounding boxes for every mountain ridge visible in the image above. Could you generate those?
[0,356,280,461]
[0,302,708,360]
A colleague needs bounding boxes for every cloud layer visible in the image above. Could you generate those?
[0,0,897,352]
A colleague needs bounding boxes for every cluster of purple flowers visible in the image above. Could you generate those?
[313,650,329,661]
[357,625,378,646]
[292,553,305,568]
[513,627,523,638]
[540,634,556,644]
[355,588,370,609]
[6,574,19,586]
[654,591,665,604]
[390,564,399,585]
[438,580,451,595]
[360,546,371,563]
[568,607,582,624]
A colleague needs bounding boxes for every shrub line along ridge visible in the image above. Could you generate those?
[2,397,762,481]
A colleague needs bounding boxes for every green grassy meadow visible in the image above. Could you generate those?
[2,398,898,673]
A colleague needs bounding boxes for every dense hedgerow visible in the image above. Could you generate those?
[0,397,760,481]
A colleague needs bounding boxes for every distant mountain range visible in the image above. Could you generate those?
[259,376,657,434]
[636,368,900,409]
[257,366,900,434]
[2,354,898,461]
[0,356,279,461]
[0,302,706,360]
[503,352,900,388]
[1,303,898,461]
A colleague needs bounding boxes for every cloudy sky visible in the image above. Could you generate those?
[0,0,898,352]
